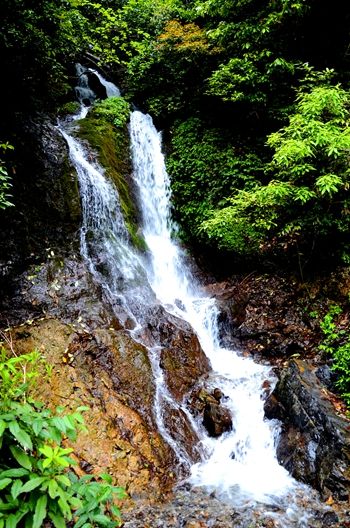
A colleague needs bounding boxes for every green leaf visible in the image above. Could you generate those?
[48,511,66,528]
[0,420,6,437]
[20,477,46,494]
[74,514,89,528]
[10,479,23,500]
[56,475,71,488]
[48,479,59,498]
[57,492,72,520]
[5,514,19,528]
[91,514,115,527]
[100,473,112,484]
[33,495,47,528]
[0,478,12,491]
[39,445,53,458]
[0,469,28,478]
[32,419,44,436]
[10,446,32,470]
[8,422,33,451]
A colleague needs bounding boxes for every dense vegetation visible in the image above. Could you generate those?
[0,344,125,527]
[1,0,350,269]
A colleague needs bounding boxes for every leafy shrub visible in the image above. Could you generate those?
[0,142,14,210]
[0,346,126,528]
[318,305,350,407]
[167,118,261,240]
[201,80,350,262]
[89,97,130,128]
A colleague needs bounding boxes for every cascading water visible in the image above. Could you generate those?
[129,112,314,513]
[60,67,326,526]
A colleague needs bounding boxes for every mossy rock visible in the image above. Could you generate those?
[58,101,81,117]
[75,97,146,250]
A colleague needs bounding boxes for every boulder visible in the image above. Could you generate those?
[188,386,233,438]
[142,305,210,401]
[203,401,233,437]
[265,359,350,500]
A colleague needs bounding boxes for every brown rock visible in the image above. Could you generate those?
[142,307,210,402]
[11,317,176,501]
[203,402,232,438]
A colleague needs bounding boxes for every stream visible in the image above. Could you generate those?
[58,65,328,527]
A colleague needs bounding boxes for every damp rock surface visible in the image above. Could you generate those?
[9,316,176,500]
[265,359,350,500]
[121,487,347,528]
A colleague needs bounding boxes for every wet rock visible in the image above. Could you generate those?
[203,401,232,437]
[263,394,286,421]
[86,70,108,99]
[144,306,210,401]
[265,359,350,500]
[205,276,316,360]
[322,511,339,527]
[162,402,201,466]
[120,486,341,528]
[0,114,81,283]
[188,387,232,438]
[11,317,176,500]
[0,256,112,328]
[69,327,156,428]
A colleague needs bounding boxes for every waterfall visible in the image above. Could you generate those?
[129,111,300,503]
[59,68,324,526]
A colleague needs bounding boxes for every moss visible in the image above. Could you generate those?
[75,97,146,250]
[58,101,81,117]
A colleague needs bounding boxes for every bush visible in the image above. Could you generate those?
[89,98,130,129]
[318,306,350,407]
[200,80,350,263]
[0,344,126,528]
[167,118,261,241]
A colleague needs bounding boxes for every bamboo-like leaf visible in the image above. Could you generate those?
[20,477,46,494]
[10,446,32,470]
[0,469,28,478]
[32,495,47,528]
[0,478,12,490]
[48,511,66,528]
[8,422,32,451]
[10,479,23,500]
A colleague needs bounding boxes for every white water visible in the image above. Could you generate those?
[59,69,324,525]
[88,68,121,98]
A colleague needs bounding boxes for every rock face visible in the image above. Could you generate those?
[203,401,232,437]
[205,276,317,360]
[0,114,81,283]
[265,359,350,500]
[1,255,211,492]
[142,306,210,401]
[12,317,176,500]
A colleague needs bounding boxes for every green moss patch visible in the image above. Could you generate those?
[75,97,146,250]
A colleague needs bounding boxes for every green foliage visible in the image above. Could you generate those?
[1,0,78,111]
[167,118,261,239]
[126,15,217,116]
[0,142,14,210]
[200,0,308,112]
[318,306,350,407]
[0,347,126,527]
[69,0,179,67]
[200,81,350,261]
[89,98,130,129]
[0,348,42,404]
